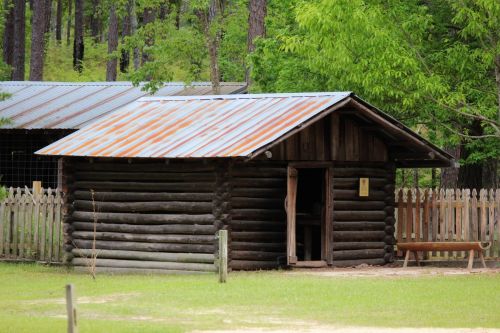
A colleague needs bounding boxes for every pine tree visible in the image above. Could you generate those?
[30,0,46,80]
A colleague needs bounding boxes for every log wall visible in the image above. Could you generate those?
[332,164,396,266]
[64,159,220,274]
[229,163,287,270]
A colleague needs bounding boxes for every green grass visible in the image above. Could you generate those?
[0,263,499,332]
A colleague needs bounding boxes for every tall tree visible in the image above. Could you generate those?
[12,0,25,80]
[195,0,226,94]
[30,0,46,80]
[128,0,139,70]
[89,0,100,42]
[106,3,118,81]
[120,2,131,73]
[73,0,84,72]
[44,0,52,35]
[2,0,15,72]
[66,0,72,45]
[141,6,156,65]
[246,0,266,86]
[55,0,62,42]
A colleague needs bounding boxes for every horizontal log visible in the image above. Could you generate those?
[72,231,215,244]
[72,258,216,272]
[333,211,387,221]
[230,220,286,231]
[232,209,285,220]
[332,242,385,250]
[232,197,283,209]
[73,239,214,253]
[397,241,491,251]
[232,241,286,252]
[333,168,389,178]
[232,188,286,198]
[231,231,286,242]
[72,211,216,224]
[333,201,386,211]
[231,260,281,270]
[73,266,210,275]
[232,178,285,188]
[71,222,216,235]
[232,250,285,261]
[74,200,213,213]
[332,249,386,260]
[331,258,386,267]
[333,231,386,242]
[333,189,387,200]
[72,248,215,263]
[74,191,213,202]
[74,181,215,192]
[75,171,215,182]
[385,225,395,234]
[333,221,386,231]
[384,206,395,215]
[333,178,388,189]
[232,167,286,178]
[74,161,214,173]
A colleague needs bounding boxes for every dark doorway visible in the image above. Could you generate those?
[295,168,324,261]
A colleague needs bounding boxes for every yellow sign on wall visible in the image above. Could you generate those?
[359,178,369,197]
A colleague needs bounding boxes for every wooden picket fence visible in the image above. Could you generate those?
[395,188,500,259]
[0,187,64,263]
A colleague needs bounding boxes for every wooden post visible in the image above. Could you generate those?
[65,284,78,333]
[32,181,42,196]
[218,229,228,283]
[286,166,298,265]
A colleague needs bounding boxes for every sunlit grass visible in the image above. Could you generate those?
[0,263,498,332]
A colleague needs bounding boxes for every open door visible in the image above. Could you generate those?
[286,165,333,267]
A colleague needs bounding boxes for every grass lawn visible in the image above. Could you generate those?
[0,263,499,333]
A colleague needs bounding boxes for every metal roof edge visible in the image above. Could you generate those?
[0,81,245,87]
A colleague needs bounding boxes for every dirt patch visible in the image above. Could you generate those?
[286,266,500,278]
[24,292,141,305]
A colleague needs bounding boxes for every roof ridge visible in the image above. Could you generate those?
[0,81,245,87]
[138,92,353,101]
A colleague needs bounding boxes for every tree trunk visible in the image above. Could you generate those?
[106,3,118,81]
[90,0,100,42]
[440,146,460,188]
[457,120,483,189]
[246,0,266,86]
[29,0,46,80]
[2,0,15,71]
[141,7,156,66]
[44,0,52,35]
[129,0,139,70]
[12,0,25,80]
[482,159,498,189]
[431,168,437,188]
[66,0,72,45]
[73,0,84,72]
[120,4,131,73]
[55,0,62,41]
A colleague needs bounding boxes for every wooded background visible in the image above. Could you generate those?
[0,0,499,189]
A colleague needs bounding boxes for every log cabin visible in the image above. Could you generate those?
[0,81,245,188]
[36,92,454,273]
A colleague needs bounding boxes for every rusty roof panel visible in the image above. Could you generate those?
[0,81,246,129]
[36,92,352,158]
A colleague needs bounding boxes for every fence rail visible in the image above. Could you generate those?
[0,187,64,263]
[395,188,500,259]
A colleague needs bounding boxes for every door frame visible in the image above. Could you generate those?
[286,163,334,267]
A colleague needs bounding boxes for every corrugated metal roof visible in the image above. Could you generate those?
[36,92,352,158]
[0,81,246,129]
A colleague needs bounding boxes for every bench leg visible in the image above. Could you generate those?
[479,251,487,269]
[403,250,410,268]
[414,251,420,267]
[467,249,474,271]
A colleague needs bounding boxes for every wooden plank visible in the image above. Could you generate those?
[463,189,470,242]
[19,192,28,259]
[471,189,478,242]
[439,189,446,257]
[218,229,228,283]
[39,193,48,262]
[286,166,298,265]
[480,189,487,243]
[396,189,404,257]
[487,189,494,258]
[33,189,41,261]
[0,196,5,256]
[66,284,78,333]
[4,188,14,257]
[406,189,413,242]
[447,189,454,257]
[330,113,340,160]
[431,189,438,257]
[422,189,429,259]
[25,190,34,260]
[415,189,421,242]
[46,190,55,262]
[326,167,334,265]
[54,190,62,262]
[12,188,22,259]
[455,189,463,257]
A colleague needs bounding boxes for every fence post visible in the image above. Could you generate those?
[218,229,228,283]
[66,284,78,333]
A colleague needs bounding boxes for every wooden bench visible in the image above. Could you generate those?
[397,242,491,271]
